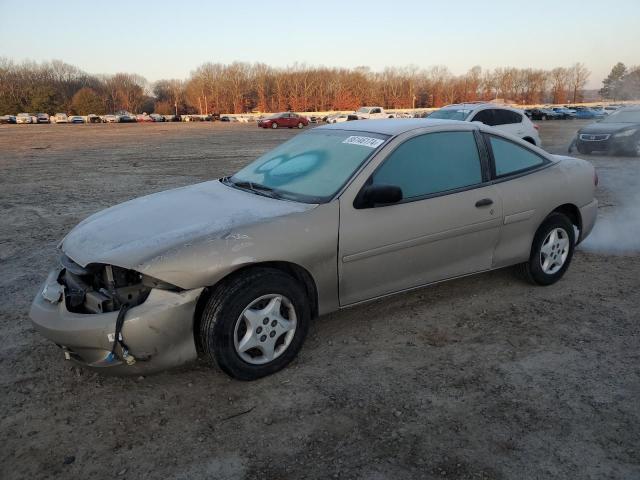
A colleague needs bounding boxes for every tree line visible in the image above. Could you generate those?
[0,58,636,116]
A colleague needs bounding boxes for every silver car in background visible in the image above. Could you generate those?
[30,119,598,380]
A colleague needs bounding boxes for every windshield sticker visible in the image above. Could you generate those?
[342,136,385,148]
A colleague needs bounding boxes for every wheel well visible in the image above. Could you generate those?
[192,262,319,353]
[523,137,536,145]
[551,203,582,239]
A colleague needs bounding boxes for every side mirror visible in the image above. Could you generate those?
[355,184,403,209]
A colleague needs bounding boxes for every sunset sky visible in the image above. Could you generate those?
[1,0,638,88]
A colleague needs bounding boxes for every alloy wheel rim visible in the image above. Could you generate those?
[540,227,570,275]
[233,294,297,365]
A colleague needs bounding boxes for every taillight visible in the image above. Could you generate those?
[533,123,539,130]
[594,171,599,187]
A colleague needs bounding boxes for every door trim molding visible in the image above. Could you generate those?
[341,217,502,264]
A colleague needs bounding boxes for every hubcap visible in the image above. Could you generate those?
[540,227,570,275]
[233,294,297,365]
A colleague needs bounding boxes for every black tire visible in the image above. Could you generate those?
[576,144,592,154]
[518,213,575,286]
[199,268,310,380]
[542,115,547,121]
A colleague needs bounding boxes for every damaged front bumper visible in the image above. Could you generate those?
[30,268,203,375]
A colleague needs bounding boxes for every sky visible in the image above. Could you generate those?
[1,0,638,88]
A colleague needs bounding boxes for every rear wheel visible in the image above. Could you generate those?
[199,268,310,380]
[518,213,575,286]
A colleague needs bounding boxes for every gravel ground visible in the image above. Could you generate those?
[0,120,638,480]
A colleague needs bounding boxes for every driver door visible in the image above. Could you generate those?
[338,130,503,306]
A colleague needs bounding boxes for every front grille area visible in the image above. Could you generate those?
[580,133,610,141]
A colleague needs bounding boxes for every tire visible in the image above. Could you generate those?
[518,213,575,286]
[297,122,304,129]
[628,137,640,157]
[199,268,311,380]
[271,122,278,129]
[576,144,592,154]
[542,115,547,121]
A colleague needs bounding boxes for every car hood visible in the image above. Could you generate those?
[62,179,314,275]
[579,122,639,134]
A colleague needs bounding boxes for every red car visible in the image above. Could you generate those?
[136,114,154,122]
[258,112,309,129]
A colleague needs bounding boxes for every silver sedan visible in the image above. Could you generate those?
[30,119,598,379]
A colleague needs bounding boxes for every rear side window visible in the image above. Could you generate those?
[372,131,483,199]
[489,136,545,177]
[471,109,496,126]
[494,109,522,125]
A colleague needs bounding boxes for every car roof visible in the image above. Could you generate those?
[438,102,524,113]
[316,118,471,136]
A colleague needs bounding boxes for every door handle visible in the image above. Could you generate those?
[475,198,493,207]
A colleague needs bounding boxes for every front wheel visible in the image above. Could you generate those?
[576,144,592,154]
[271,122,278,129]
[198,268,310,380]
[518,213,575,286]
[297,122,304,129]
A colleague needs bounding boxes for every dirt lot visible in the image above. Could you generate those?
[1,120,639,480]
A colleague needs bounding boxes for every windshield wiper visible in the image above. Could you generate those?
[225,178,284,199]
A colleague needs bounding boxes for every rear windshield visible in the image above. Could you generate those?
[428,109,472,121]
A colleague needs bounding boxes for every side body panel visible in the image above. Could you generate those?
[139,201,341,315]
[339,186,503,305]
[490,155,597,268]
[336,124,504,306]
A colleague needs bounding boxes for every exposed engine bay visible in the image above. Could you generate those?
[58,254,176,314]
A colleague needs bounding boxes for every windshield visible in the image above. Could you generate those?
[356,107,369,113]
[266,113,285,119]
[602,110,640,123]
[229,129,389,203]
[428,108,472,121]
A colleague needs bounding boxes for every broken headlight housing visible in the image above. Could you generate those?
[59,254,179,314]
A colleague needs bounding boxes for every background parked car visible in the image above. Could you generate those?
[118,112,137,123]
[70,116,85,124]
[102,114,119,123]
[16,113,33,124]
[0,115,16,124]
[135,114,154,122]
[551,107,576,119]
[258,112,309,129]
[429,103,541,145]
[327,114,349,124]
[150,113,165,122]
[87,114,101,123]
[574,106,640,156]
[574,108,601,119]
[36,113,50,124]
[52,113,69,124]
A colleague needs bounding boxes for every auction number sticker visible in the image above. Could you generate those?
[342,136,385,148]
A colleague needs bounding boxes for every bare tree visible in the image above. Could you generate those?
[569,63,591,103]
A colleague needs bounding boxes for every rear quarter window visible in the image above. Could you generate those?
[489,135,546,177]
